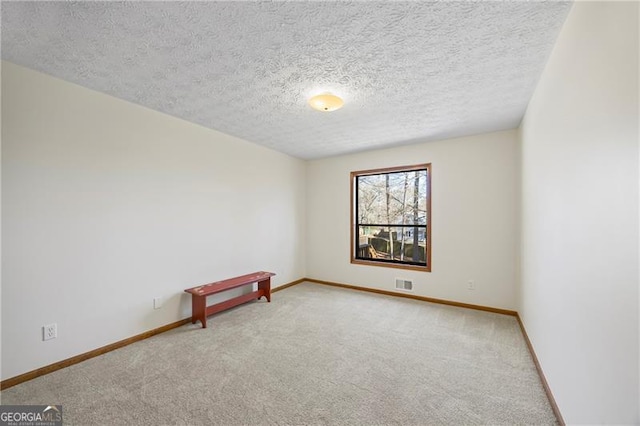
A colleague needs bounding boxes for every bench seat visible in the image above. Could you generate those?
[184,271,275,328]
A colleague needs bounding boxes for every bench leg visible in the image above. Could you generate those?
[192,295,207,328]
[258,277,271,302]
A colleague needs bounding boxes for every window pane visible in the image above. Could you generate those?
[357,226,426,264]
[357,170,427,226]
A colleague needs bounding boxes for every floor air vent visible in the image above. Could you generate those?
[395,279,413,291]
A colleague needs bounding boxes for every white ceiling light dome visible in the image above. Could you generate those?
[308,93,344,112]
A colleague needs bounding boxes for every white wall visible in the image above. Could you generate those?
[1,62,307,380]
[519,2,639,424]
[307,130,520,310]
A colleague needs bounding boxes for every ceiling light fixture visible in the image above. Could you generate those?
[308,93,344,112]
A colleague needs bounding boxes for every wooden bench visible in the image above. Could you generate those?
[184,271,275,328]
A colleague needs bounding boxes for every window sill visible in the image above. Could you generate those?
[351,258,431,272]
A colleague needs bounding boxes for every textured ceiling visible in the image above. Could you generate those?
[1,1,572,160]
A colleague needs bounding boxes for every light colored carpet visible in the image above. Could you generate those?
[1,282,557,425]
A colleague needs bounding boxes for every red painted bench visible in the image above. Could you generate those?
[184,271,275,328]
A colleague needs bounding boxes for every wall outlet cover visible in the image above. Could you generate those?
[43,323,57,341]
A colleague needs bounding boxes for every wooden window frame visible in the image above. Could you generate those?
[350,163,431,272]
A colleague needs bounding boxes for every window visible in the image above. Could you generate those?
[351,164,431,272]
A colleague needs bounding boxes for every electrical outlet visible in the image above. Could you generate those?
[467,280,475,290]
[153,297,163,309]
[43,323,57,341]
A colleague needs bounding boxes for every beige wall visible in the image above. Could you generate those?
[519,2,639,423]
[306,130,520,310]
[1,62,307,380]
